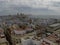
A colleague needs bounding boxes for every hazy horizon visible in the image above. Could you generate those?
[0,0,60,15]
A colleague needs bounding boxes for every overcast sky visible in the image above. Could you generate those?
[0,0,60,15]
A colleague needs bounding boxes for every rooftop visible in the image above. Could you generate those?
[46,33,58,43]
[49,23,60,27]
[0,38,8,43]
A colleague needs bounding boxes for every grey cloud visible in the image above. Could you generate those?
[0,5,59,15]
[0,0,60,15]
[51,1,60,7]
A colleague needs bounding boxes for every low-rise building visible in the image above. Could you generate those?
[54,29,60,37]
[5,24,34,45]
[41,33,59,45]
[0,38,9,45]
[0,28,9,45]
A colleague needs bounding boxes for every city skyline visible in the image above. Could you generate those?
[0,0,60,15]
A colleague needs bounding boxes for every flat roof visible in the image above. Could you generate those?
[49,23,60,27]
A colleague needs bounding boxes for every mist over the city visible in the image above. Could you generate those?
[0,0,60,45]
[0,0,60,15]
